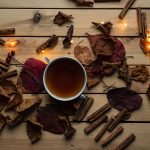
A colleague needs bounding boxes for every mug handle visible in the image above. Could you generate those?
[45,57,51,64]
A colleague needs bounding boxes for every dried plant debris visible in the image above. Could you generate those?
[72,0,94,7]
[74,45,96,65]
[87,75,101,89]
[53,11,73,26]
[107,87,143,111]
[63,25,74,48]
[0,114,6,131]
[26,120,42,144]
[118,61,132,87]
[33,12,41,23]
[146,85,150,100]
[92,21,113,35]
[0,79,17,96]
[20,58,46,93]
[36,35,58,53]
[130,65,149,82]
[37,105,65,134]
[0,94,10,112]
[16,97,42,113]
[5,93,23,110]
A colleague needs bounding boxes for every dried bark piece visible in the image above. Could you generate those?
[74,45,96,65]
[118,61,132,87]
[0,79,17,96]
[130,65,149,82]
[0,38,5,45]
[20,58,46,93]
[92,21,113,35]
[146,85,150,101]
[26,120,42,144]
[16,97,42,113]
[63,25,74,48]
[36,35,58,53]
[87,75,101,89]
[107,87,143,111]
[5,93,23,110]
[53,11,73,25]
[0,94,10,112]
[0,114,6,132]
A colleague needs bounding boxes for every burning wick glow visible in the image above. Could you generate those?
[124,23,128,27]
[5,39,20,48]
[42,50,45,53]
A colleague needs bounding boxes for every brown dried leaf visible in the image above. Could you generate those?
[74,45,96,65]
[26,120,42,144]
[5,93,23,110]
[147,85,150,101]
[0,79,17,96]
[87,75,101,89]
[130,65,149,82]
[53,11,73,25]
[0,94,10,112]
[0,114,6,132]
[15,97,42,113]
[118,61,132,87]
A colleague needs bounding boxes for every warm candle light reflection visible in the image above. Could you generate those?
[42,50,45,53]
[5,39,20,48]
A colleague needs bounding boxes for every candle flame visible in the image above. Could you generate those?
[5,39,20,48]
[42,50,45,53]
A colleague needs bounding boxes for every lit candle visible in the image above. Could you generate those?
[5,39,20,48]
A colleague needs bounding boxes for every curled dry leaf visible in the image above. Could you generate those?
[146,85,150,101]
[74,45,96,65]
[130,65,149,82]
[107,87,143,111]
[37,105,65,134]
[5,93,23,110]
[20,58,46,93]
[0,94,10,112]
[0,114,6,132]
[0,79,17,96]
[16,97,42,113]
[53,11,73,26]
[118,61,132,87]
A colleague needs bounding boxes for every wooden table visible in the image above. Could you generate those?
[0,0,150,149]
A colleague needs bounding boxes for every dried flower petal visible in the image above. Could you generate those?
[130,65,149,82]
[0,114,6,132]
[53,11,73,26]
[20,58,46,93]
[15,97,42,113]
[74,45,96,65]
[107,87,143,111]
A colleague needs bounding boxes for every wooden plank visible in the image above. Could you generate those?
[0,122,150,150]
[0,9,144,36]
[0,0,149,8]
[0,37,150,65]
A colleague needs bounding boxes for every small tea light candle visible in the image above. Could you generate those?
[5,39,20,48]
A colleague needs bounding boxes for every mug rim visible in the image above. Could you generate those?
[43,56,87,102]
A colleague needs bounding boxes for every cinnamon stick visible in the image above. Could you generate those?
[101,126,124,147]
[0,64,9,71]
[108,108,128,132]
[84,115,108,135]
[0,70,18,80]
[0,58,9,67]
[95,117,114,142]
[137,7,142,35]
[141,12,147,38]
[75,0,94,7]
[87,103,111,123]
[0,28,15,35]
[114,133,136,150]
[119,0,136,19]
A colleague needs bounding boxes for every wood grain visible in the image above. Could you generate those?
[0,9,144,36]
[0,0,149,8]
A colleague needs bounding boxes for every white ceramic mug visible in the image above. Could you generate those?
[43,57,87,101]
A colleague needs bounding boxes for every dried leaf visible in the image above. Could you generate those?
[5,93,23,110]
[26,120,42,144]
[107,87,143,111]
[63,25,74,48]
[118,61,132,87]
[20,58,46,93]
[36,35,58,53]
[0,94,10,112]
[87,75,101,89]
[74,45,96,65]
[130,65,149,82]
[53,11,73,25]
[92,21,113,35]
[37,105,66,134]
[0,79,17,96]
[146,85,150,101]
[0,114,6,132]
[16,97,42,113]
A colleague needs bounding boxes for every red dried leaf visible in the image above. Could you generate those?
[107,88,143,111]
[20,58,46,93]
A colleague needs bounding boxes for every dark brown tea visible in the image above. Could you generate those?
[45,59,85,98]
